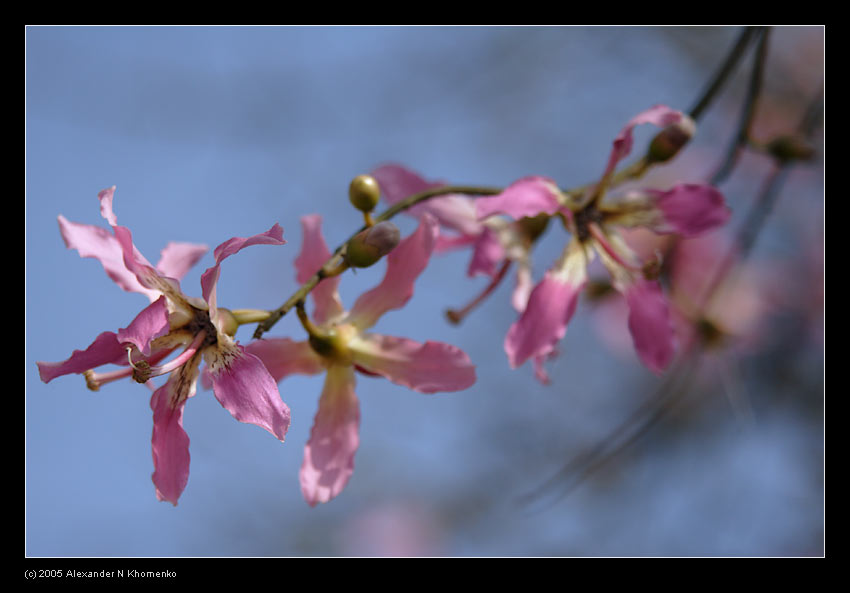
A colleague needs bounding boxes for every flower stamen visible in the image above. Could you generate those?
[84,367,134,391]
[135,330,207,383]
[446,260,512,325]
[587,222,644,274]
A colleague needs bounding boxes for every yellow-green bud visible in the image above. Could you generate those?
[647,115,697,164]
[349,174,381,213]
[344,221,401,268]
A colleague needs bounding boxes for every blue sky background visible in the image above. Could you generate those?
[26,26,824,557]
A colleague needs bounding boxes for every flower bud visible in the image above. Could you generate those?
[344,221,401,268]
[766,135,815,164]
[349,174,381,213]
[647,115,696,164]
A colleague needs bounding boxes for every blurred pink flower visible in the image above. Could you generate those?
[337,501,444,556]
[593,228,772,364]
[247,213,476,506]
[476,105,731,378]
[370,164,546,314]
[37,187,290,505]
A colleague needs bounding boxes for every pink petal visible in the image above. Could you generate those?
[36,331,127,384]
[200,223,286,325]
[371,163,444,204]
[371,164,483,237]
[295,215,344,324]
[476,176,562,221]
[300,364,360,506]
[467,227,505,278]
[625,279,676,373]
[208,345,291,442]
[57,215,159,299]
[96,187,173,296]
[412,195,483,237]
[511,259,534,313]
[98,186,119,226]
[116,296,171,357]
[347,214,438,330]
[600,105,683,181]
[113,223,172,293]
[505,272,583,369]
[244,338,325,382]
[533,352,557,386]
[435,233,477,252]
[650,184,731,237]
[349,334,476,393]
[150,379,191,506]
[669,233,735,306]
[156,242,209,281]
[210,223,286,265]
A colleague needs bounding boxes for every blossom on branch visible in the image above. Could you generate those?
[247,213,476,506]
[476,105,731,378]
[37,187,290,505]
[370,164,550,314]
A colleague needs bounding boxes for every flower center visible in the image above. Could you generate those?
[573,205,603,243]
[307,324,357,365]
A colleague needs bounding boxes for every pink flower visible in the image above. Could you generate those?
[247,213,476,506]
[370,164,548,315]
[477,105,731,378]
[37,186,290,505]
[667,233,771,353]
[592,228,772,364]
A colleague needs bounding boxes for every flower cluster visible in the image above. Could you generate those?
[37,104,731,506]
[372,105,730,381]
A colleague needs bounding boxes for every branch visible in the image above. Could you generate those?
[252,184,502,338]
[688,26,764,121]
[711,27,771,185]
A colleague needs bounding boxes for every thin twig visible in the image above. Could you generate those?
[689,27,763,121]
[711,27,771,185]
[253,184,501,338]
[699,83,822,313]
[520,354,701,511]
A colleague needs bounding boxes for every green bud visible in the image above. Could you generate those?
[344,221,401,268]
[349,174,381,213]
[647,115,696,164]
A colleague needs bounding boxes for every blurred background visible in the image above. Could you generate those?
[25,25,823,557]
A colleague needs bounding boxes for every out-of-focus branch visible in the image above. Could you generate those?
[689,26,764,121]
[711,27,771,185]
[699,82,822,313]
